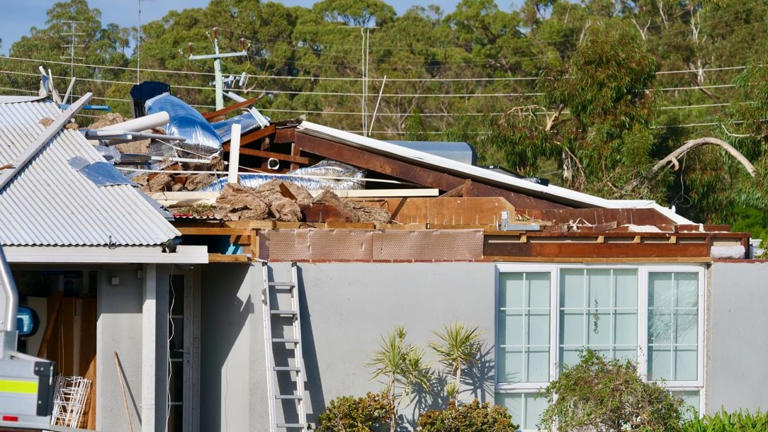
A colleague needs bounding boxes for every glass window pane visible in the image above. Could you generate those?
[649,348,672,380]
[648,272,699,382]
[528,273,550,307]
[588,269,611,308]
[527,350,549,382]
[615,312,638,345]
[500,313,524,347]
[560,269,584,308]
[495,393,547,431]
[524,394,548,430]
[676,273,699,308]
[587,312,611,346]
[672,390,700,416]
[498,349,522,383]
[649,273,674,308]
[495,393,522,426]
[528,314,549,346]
[498,272,551,385]
[675,348,698,381]
[559,269,638,367]
[614,269,638,308]
[500,273,524,309]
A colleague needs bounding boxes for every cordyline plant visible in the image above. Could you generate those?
[429,322,481,400]
[540,349,684,432]
[368,326,432,432]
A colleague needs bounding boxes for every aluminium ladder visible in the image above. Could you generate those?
[261,262,308,431]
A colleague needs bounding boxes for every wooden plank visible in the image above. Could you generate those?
[484,238,711,258]
[483,256,712,263]
[38,291,63,358]
[294,132,567,209]
[202,97,258,120]
[208,253,250,263]
[222,124,275,149]
[274,127,296,143]
[177,227,251,236]
[234,146,311,164]
[355,197,518,225]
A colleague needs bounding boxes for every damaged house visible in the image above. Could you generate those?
[0,77,766,432]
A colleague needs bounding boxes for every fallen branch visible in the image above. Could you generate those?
[651,137,755,177]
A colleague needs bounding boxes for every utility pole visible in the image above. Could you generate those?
[360,27,373,137]
[60,20,85,83]
[137,0,141,83]
[188,28,248,110]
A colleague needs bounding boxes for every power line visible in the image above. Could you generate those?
[0,55,759,83]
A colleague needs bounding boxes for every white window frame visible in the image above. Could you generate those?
[494,263,706,425]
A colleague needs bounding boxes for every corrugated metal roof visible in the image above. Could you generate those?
[0,99,180,246]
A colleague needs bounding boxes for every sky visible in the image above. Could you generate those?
[1,0,521,55]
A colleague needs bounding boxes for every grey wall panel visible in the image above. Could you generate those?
[96,266,143,432]
[708,262,768,413]
[200,262,496,431]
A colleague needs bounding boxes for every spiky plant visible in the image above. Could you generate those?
[368,326,432,432]
[429,322,481,400]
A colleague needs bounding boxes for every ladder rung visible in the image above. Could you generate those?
[274,366,302,372]
[276,394,303,400]
[276,423,307,428]
[269,281,295,287]
[271,310,298,315]
[272,338,300,344]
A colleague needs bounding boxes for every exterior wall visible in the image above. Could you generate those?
[200,262,496,431]
[96,266,143,432]
[707,261,768,413]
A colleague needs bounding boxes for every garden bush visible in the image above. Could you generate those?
[316,392,394,432]
[682,409,768,432]
[540,349,684,432]
[417,399,518,432]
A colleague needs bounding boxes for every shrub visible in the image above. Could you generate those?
[316,392,394,432]
[682,409,768,431]
[417,399,519,432]
[540,349,684,432]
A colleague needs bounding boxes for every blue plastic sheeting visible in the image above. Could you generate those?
[145,93,222,155]
[202,160,365,192]
[210,112,262,142]
[69,156,132,186]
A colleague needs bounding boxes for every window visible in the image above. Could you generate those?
[559,269,638,367]
[647,272,699,382]
[495,265,705,431]
[497,272,551,383]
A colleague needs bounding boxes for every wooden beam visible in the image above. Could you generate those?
[484,237,710,258]
[222,124,275,150]
[235,146,310,164]
[274,127,295,143]
[202,97,257,120]
[208,253,250,263]
[294,132,566,209]
[177,227,251,236]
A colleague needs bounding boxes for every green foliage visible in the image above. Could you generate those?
[4,0,768,235]
[682,410,768,432]
[540,349,684,432]
[368,326,432,432]
[428,322,481,399]
[417,399,519,432]
[316,392,394,432]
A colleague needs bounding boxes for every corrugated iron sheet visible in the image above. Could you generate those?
[0,100,180,246]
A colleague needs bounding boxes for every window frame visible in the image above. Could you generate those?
[495,263,706,419]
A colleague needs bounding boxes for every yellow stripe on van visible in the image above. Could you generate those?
[0,379,37,394]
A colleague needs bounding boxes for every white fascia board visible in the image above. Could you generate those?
[4,245,209,264]
[297,122,698,223]
[298,122,617,208]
